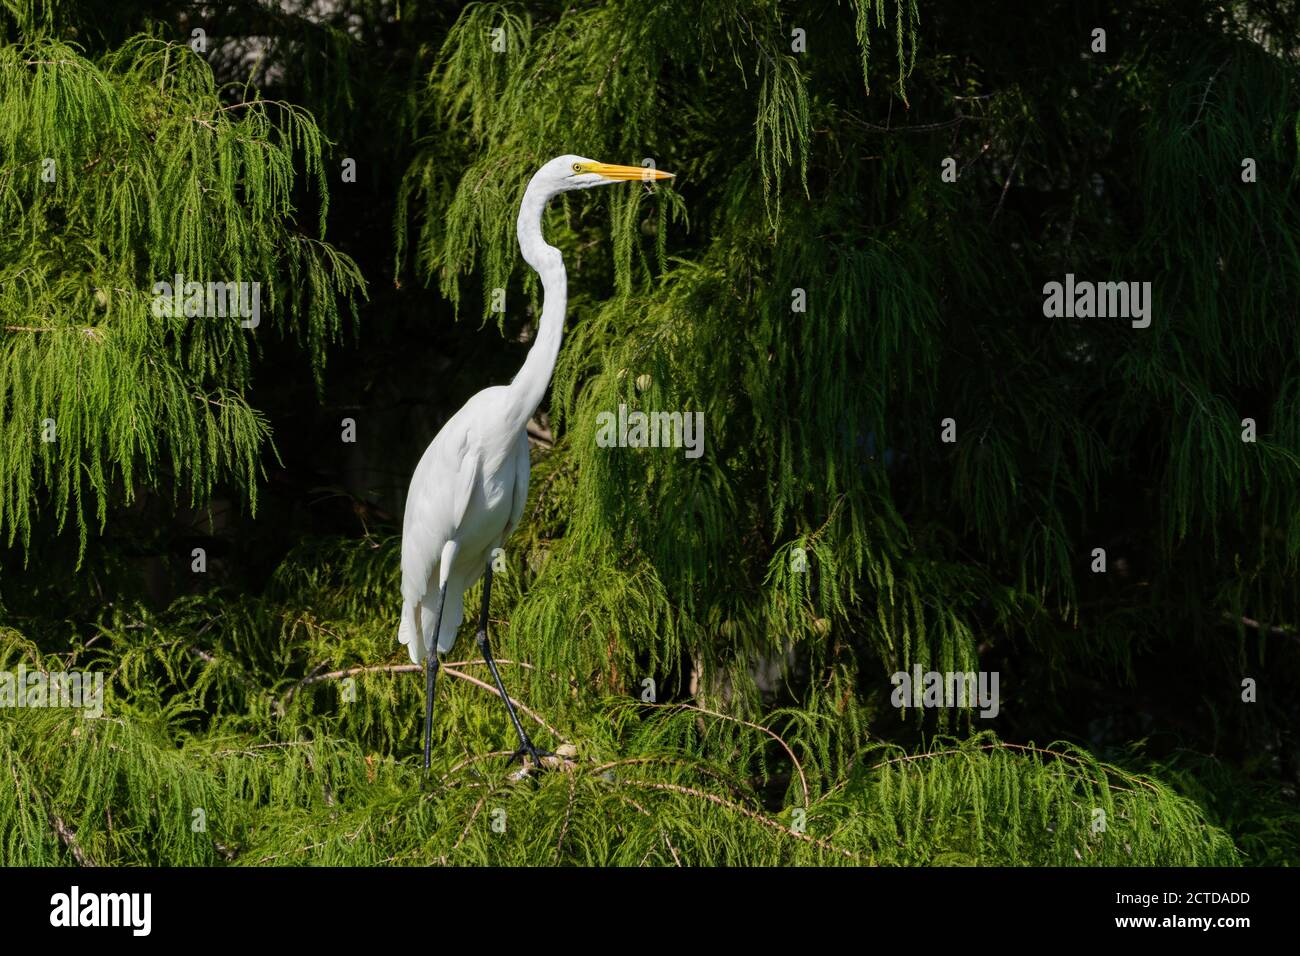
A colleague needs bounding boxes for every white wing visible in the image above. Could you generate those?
[401,420,479,600]
[398,411,481,660]
[503,428,530,541]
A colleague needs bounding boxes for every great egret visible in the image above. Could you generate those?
[399,154,674,770]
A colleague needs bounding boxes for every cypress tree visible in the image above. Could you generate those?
[0,0,1295,865]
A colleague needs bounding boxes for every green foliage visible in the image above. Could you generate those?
[0,34,363,557]
[0,556,1239,864]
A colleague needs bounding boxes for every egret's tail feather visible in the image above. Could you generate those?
[423,588,465,655]
[398,600,424,664]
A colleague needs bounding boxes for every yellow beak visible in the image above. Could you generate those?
[587,162,674,182]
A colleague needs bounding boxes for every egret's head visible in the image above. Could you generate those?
[537,154,674,194]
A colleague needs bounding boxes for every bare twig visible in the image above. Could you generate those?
[555,773,578,861]
[863,741,1157,796]
[444,749,513,777]
[1223,612,1300,644]
[281,662,420,706]
[441,665,564,741]
[991,130,1028,223]
[637,701,809,807]
[617,779,861,862]
[50,813,96,867]
[1185,60,1229,132]
[453,796,487,851]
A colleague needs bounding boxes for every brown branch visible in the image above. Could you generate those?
[863,741,1157,795]
[636,701,810,807]
[991,130,1028,223]
[1186,60,1229,132]
[441,666,564,741]
[3,325,100,335]
[50,812,96,867]
[289,658,539,693]
[256,841,326,864]
[662,832,683,867]
[859,116,969,133]
[452,796,486,851]
[617,779,861,862]
[445,749,513,776]
[1223,612,1299,643]
[555,772,578,862]
[610,792,682,866]
[526,417,554,448]
[281,662,420,705]
[285,657,570,748]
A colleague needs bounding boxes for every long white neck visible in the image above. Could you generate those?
[505,179,567,436]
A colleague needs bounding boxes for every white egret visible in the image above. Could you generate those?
[399,154,674,770]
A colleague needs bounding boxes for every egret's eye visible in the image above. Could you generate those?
[572,163,583,173]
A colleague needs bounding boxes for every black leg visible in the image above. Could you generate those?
[421,581,447,771]
[475,565,551,765]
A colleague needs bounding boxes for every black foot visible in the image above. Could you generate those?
[506,741,554,767]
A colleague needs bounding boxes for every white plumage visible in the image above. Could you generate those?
[398,399,529,660]
[397,154,673,767]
